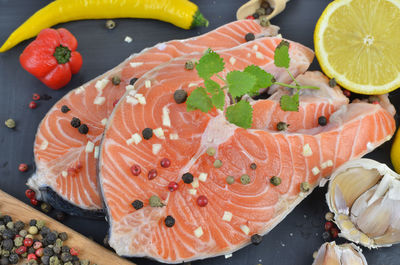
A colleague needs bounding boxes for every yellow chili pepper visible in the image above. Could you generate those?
[0,0,209,52]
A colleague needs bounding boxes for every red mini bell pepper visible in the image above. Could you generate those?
[20,28,82,90]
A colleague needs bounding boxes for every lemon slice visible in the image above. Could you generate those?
[314,0,400,95]
[391,129,400,173]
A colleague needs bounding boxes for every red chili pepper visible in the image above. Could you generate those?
[70,247,79,256]
[29,101,37,109]
[30,198,39,206]
[25,189,36,199]
[372,101,379,105]
[324,221,333,231]
[20,28,82,90]
[246,15,255,19]
[19,163,29,172]
[32,93,41,100]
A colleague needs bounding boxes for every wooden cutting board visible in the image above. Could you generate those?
[0,190,135,265]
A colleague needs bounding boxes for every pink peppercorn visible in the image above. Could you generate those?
[168,181,178,192]
[148,169,157,180]
[130,165,141,176]
[160,158,171,168]
[197,195,208,207]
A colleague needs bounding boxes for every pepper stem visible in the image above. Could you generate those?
[191,10,209,28]
[53,45,71,64]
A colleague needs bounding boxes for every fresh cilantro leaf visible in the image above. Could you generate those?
[244,65,275,94]
[279,93,299,111]
[226,71,256,98]
[204,79,220,94]
[196,50,225,79]
[274,40,290,69]
[226,101,253,129]
[186,87,213,112]
[211,90,225,110]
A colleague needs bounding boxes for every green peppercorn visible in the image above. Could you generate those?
[240,174,251,185]
[112,76,121,85]
[80,260,90,265]
[53,246,61,255]
[25,234,34,239]
[28,226,38,235]
[226,176,235,185]
[55,238,63,247]
[4,119,16,129]
[300,182,310,192]
[6,222,13,230]
[368,95,380,103]
[328,78,337,88]
[206,147,216,156]
[49,256,60,265]
[14,236,23,247]
[19,229,27,237]
[105,20,116,30]
[41,203,52,213]
[277,122,289,131]
[245,33,255,42]
[36,220,45,230]
[256,7,266,15]
[259,16,270,27]
[270,176,281,186]
[149,195,164,207]
[185,61,194,70]
[213,159,223,168]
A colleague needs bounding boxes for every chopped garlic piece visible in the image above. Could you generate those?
[191,178,199,188]
[125,85,135,90]
[129,90,137,96]
[194,227,203,238]
[312,167,320,176]
[137,96,146,105]
[130,62,143,68]
[40,140,48,150]
[188,82,197,87]
[61,171,68,177]
[321,162,328,169]
[126,96,138,105]
[225,254,232,259]
[302,144,313,157]
[153,128,165,139]
[188,189,197,195]
[198,173,208,182]
[145,80,151,88]
[169,133,179,140]
[134,93,143,98]
[229,57,236,65]
[124,36,133,43]
[326,160,333,167]
[101,118,108,126]
[240,225,250,235]
[95,79,109,93]
[222,211,232,222]
[152,144,162,155]
[252,45,258,51]
[247,53,251,58]
[126,138,134,145]
[85,141,95,153]
[255,52,264,59]
[162,106,171,127]
[94,97,106,105]
[94,146,100,159]
[75,86,85,94]
[366,142,374,151]
[131,133,142,145]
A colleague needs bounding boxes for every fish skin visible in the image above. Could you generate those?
[98,37,394,263]
[28,20,281,216]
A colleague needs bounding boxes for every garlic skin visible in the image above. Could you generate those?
[312,242,367,265]
[326,159,400,248]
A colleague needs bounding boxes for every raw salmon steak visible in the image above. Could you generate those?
[28,20,281,217]
[98,36,395,262]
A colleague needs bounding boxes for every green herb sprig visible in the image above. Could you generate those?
[186,40,319,128]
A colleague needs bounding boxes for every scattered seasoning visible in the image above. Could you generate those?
[142,128,153,140]
[168,181,179,192]
[131,200,143,210]
[324,221,333,231]
[130,165,141,176]
[41,94,52,100]
[182,173,194,184]
[30,198,38,206]
[245,33,255,42]
[61,105,70,113]
[240,174,251,185]
[149,195,164,207]
[325,212,334,221]
[4,118,16,129]
[213,159,223,168]
[173,89,188,104]
[270,176,281,186]
[32,93,41,101]
[328,78,337,88]
[300,182,310,192]
[226,176,235,185]
[277,122,289,131]
[250,163,257,170]
[251,234,263,245]
[18,163,29,172]
[160,158,171,168]
[206,147,216,156]
[322,231,331,242]
[148,169,158,180]
[70,117,81,128]
[40,202,52,213]
[318,116,328,126]
[164,216,175,227]
[330,227,339,238]
[29,101,37,109]
[196,195,208,207]
[185,60,194,70]
[343,89,351,97]
[105,19,116,29]
[78,124,89,134]
[129,77,138,85]
[112,76,121,85]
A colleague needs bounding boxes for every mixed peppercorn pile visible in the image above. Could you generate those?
[0,214,92,265]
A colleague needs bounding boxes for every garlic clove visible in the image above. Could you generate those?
[312,242,367,265]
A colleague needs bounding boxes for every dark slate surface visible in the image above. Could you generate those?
[0,0,399,264]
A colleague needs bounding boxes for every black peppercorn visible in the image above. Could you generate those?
[55,211,66,222]
[0,257,9,265]
[61,105,70,113]
[164,216,175,227]
[318,116,328,126]
[45,232,57,244]
[61,246,70,253]
[245,33,255,42]
[2,229,15,240]
[182,173,194,184]
[8,254,18,264]
[3,216,12,224]
[322,231,331,242]
[58,232,68,241]
[250,234,263,245]
[14,221,24,231]
[41,94,52,100]
[252,12,260,19]
[78,124,89,134]
[250,163,257,170]
[173,90,187,104]
[132,200,144,210]
[70,118,81,128]
[2,239,13,251]
[41,256,50,265]
[142,128,153,140]
[43,247,54,256]
[129,78,138,85]
[61,252,73,262]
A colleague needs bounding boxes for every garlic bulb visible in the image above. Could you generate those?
[312,242,367,265]
[326,159,400,248]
